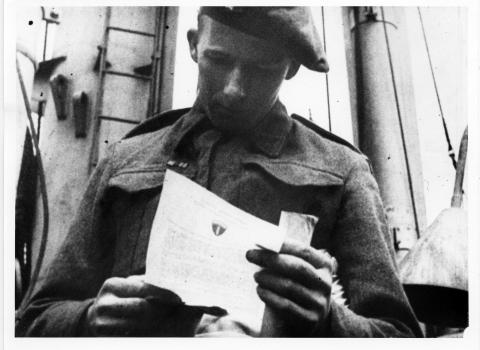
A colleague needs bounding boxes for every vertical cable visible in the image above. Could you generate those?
[321,7,332,132]
[380,7,420,239]
[417,7,457,169]
[43,22,49,61]
[16,57,50,313]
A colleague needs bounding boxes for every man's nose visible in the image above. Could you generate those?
[222,66,246,105]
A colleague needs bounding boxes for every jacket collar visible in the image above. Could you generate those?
[170,99,293,158]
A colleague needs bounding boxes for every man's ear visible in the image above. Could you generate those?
[285,61,300,80]
[187,29,199,63]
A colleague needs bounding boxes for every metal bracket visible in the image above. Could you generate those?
[134,51,162,76]
[93,46,112,71]
[41,7,61,24]
[73,91,89,138]
[133,63,153,76]
[392,227,410,252]
[50,74,69,120]
[364,6,378,21]
[350,6,398,32]
[29,56,66,119]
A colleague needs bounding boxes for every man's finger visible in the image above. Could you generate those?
[91,315,138,336]
[256,286,320,323]
[96,294,150,318]
[101,276,149,298]
[280,239,334,272]
[254,270,328,309]
[127,275,184,303]
[246,250,328,288]
[102,276,181,302]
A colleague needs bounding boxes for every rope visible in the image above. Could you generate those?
[380,8,421,239]
[15,56,50,318]
[417,7,457,169]
[321,7,332,132]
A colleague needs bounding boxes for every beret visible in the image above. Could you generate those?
[199,7,329,73]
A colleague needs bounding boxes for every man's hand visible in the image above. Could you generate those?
[195,314,256,337]
[246,239,333,336]
[85,275,182,336]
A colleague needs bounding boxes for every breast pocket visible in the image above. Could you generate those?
[241,156,345,249]
[107,168,165,277]
[107,164,199,277]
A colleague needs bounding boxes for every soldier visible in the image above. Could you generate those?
[16,7,422,337]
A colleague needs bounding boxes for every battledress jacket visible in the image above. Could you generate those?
[16,102,422,337]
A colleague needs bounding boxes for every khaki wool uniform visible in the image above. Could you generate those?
[16,101,422,337]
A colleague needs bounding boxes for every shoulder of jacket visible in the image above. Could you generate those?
[282,114,372,179]
[292,113,362,155]
[123,107,191,139]
[105,109,190,172]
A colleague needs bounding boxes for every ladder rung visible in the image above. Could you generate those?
[107,26,155,37]
[104,69,152,81]
[99,115,141,125]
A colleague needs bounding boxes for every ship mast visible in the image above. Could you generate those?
[347,6,427,258]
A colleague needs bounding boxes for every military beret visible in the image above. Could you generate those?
[199,6,329,73]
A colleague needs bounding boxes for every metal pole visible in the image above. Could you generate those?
[351,7,426,256]
[147,7,164,118]
[147,6,179,118]
[88,7,112,171]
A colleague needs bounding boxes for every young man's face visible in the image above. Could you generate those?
[188,16,298,134]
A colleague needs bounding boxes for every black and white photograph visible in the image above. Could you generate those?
[4,0,479,345]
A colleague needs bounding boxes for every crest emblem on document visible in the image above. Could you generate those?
[212,220,227,236]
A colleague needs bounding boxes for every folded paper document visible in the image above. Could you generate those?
[145,170,286,332]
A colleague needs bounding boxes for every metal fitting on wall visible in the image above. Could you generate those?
[72,91,89,138]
